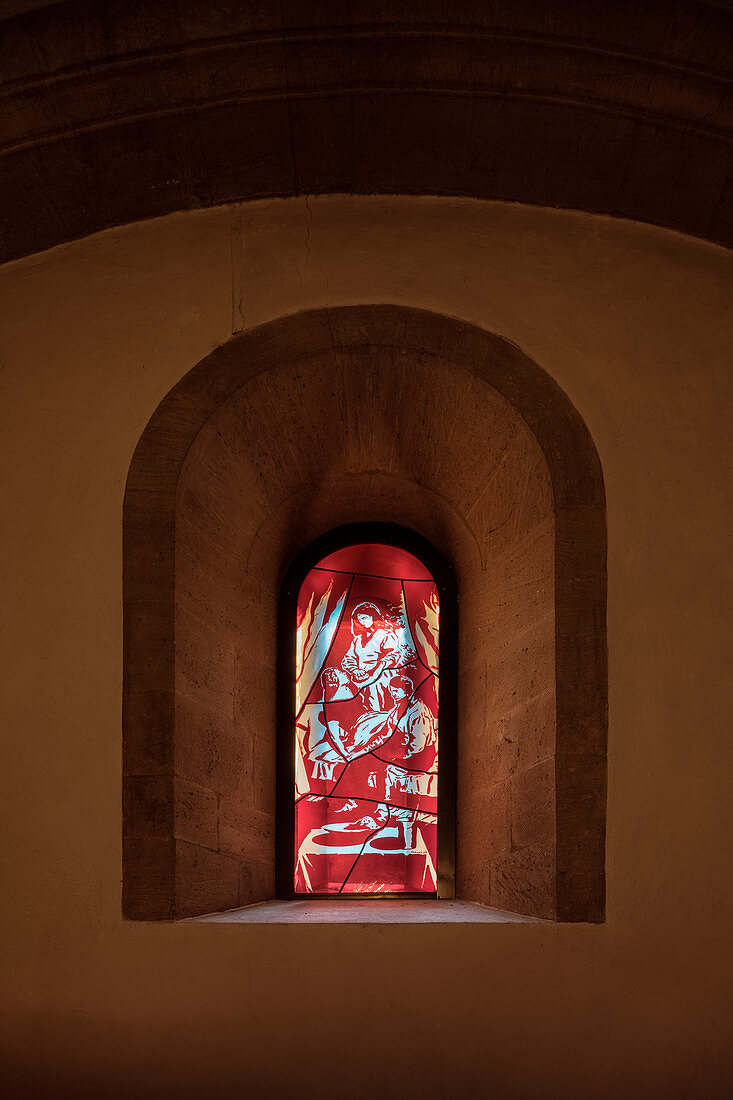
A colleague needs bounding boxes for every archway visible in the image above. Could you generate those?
[3,2,730,261]
[123,305,606,921]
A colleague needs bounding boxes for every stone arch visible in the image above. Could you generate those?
[3,1,731,261]
[123,305,606,921]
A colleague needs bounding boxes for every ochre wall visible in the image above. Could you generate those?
[170,337,556,917]
[1,197,731,1097]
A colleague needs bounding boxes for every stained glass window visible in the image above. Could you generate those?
[293,543,440,895]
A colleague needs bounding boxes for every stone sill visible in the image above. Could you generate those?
[187,899,546,923]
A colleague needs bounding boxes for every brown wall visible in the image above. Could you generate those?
[1,197,731,1097]
[2,0,731,261]
[170,336,559,918]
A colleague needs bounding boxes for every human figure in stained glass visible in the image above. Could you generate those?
[322,600,414,709]
[293,543,440,893]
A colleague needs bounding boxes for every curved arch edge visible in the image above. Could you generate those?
[122,305,606,922]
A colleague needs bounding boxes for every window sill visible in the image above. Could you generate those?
[186,899,546,923]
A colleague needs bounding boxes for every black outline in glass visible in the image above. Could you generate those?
[294,793,437,818]
[295,575,354,723]
[277,523,457,901]
[339,809,393,894]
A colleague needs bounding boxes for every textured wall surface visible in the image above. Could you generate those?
[1,0,731,260]
[173,339,558,918]
[124,301,605,923]
[1,196,731,1097]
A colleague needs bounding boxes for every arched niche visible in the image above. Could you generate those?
[122,305,606,922]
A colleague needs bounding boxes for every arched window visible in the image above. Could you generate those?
[276,526,457,899]
[123,306,606,922]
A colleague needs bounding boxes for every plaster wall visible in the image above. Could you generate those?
[1,196,731,1097]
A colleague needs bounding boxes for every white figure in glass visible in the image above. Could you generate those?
[321,601,413,709]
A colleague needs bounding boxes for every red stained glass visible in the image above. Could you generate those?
[294,543,439,894]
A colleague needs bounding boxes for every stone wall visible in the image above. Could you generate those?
[123,307,605,920]
[3,197,730,1098]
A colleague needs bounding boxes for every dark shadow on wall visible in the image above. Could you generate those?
[122,305,606,922]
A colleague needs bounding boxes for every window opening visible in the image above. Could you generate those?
[292,541,441,895]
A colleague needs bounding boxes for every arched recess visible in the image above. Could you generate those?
[122,305,606,922]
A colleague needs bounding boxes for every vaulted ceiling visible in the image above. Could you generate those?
[1,0,731,262]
